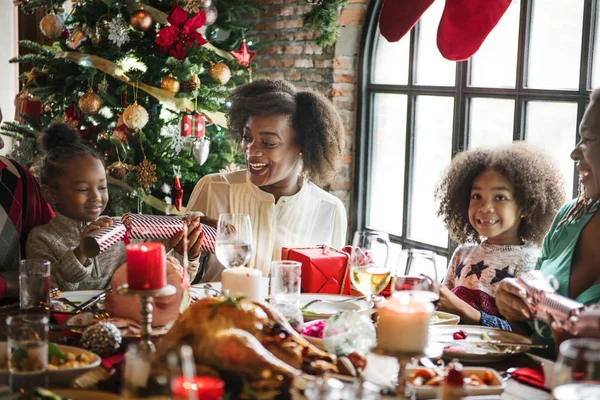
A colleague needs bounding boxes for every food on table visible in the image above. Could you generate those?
[302,319,326,338]
[103,257,188,326]
[440,364,466,400]
[0,344,96,371]
[452,330,468,340]
[47,350,96,370]
[408,366,496,388]
[155,296,337,399]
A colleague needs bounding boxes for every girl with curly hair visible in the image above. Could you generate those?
[186,79,347,281]
[435,143,565,330]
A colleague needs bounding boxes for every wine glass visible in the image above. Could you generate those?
[552,338,600,400]
[349,231,391,305]
[215,214,253,269]
[393,249,440,303]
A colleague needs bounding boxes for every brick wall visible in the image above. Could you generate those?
[250,0,369,222]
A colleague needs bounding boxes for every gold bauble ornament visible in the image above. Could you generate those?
[135,157,157,190]
[160,74,180,94]
[39,13,64,39]
[208,63,231,85]
[130,6,153,32]
[97,131,111,141]
[108,161,132,179]
[78,88,103,115]
[122,102,149,130]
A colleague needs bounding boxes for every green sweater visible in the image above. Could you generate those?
[529,199,600,359]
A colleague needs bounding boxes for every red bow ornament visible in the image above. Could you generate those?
[155,4,208,60]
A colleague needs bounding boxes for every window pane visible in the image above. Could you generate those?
[526,0,584,90]
[469,0,520,88]
[367,94,408,236]
[592,2,600,88]
[408,96,453,247]
[468,98,515,149]
[372,32,410,85]
[525,101,576,198]
[414,1,456,86]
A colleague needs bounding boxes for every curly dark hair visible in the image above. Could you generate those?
[226,79,344,186]
[435,143,566,246]
[40,123,102,187]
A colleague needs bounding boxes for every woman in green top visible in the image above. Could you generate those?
[495,89,600,359]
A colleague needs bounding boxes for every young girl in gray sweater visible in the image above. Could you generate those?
[26,124,203,290]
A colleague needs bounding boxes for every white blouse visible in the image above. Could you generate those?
[186,170,348,280]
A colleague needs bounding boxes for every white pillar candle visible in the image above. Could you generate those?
[377,295,434,353]
[221,267,262,302]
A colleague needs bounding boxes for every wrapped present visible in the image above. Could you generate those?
[83,214,218,256]
[281,246,352,295]
[179,110,205,138]
[14,91,42,123]
[82,222,128,257]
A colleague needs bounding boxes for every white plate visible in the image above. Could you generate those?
[300,294,369,321]
[431,311,460,326]
[59,290,103,305]
[65,313,172,338]
[429,325,533,362]
[407,366,505,399]
[0,343,101,387]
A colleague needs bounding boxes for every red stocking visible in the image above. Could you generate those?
[379,0,436,42]
[437,0,512,61]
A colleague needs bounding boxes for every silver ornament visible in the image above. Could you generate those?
[192,138,210,165]
[204,5,218,26]
[107,15,131,47]
[80,322,123,356]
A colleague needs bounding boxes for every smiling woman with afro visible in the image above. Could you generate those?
[186,79,347,282]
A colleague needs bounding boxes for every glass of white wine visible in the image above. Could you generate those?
[349,230,391,305]
[552,338,600,400]
[215,214,253,269]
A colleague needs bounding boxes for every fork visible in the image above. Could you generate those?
[301,296,367,310]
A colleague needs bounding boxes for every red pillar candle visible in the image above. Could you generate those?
[125,243,167,290]
[171,376,225,400]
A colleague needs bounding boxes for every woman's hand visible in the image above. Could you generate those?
[550,319,577,351]
[437,286,481,324]
[75,217,114,262]
[496,278,532,321]
[169,217,203,260]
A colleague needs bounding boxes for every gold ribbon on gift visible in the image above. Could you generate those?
[55,51,227,127]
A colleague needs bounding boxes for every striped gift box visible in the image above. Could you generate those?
[82,222,127,257]
[83,214,218,256]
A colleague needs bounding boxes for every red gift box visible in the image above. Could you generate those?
[180,111,205,138]
[281,245,352,295]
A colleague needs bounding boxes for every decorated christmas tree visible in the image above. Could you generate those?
[4,0,261,215]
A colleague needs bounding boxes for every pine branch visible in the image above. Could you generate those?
[10,54,51,64]
[303,0,349,47]
[0,122,37,140]
[17,40,56,57]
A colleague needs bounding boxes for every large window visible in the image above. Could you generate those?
[355,0,596,267]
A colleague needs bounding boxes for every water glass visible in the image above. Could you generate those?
[122,342,153,398]
[7,315,49,392]
[393,249,439,303]
[19,259,51,316]
[553,338,600,399]
[270,260,302,306]
[215,214,253,269]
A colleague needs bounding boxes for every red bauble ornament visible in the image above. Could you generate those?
[172,175,184,212]
[230,39,256,69]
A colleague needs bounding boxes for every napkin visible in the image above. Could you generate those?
[102,353,125,370]
[511,366,545,389]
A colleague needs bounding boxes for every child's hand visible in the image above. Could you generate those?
[169,217,203,260]
[437,286,482,324]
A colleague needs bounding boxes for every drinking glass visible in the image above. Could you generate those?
[552,338,600,400]
[215,214,253,269]
[121,342,153,398]
[349,231,391,305]
[271,260,303,331]
[393,249,440,304]
[19,259,51,315]
[7,314,49,392]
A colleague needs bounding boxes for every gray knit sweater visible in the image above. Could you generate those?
[25,213,199,291]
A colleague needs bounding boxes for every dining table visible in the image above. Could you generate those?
[0,287,557,400]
